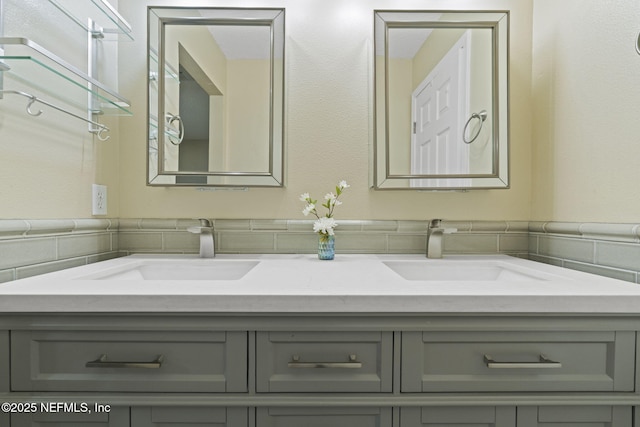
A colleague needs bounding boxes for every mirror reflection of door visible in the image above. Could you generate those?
[411,30,470,188]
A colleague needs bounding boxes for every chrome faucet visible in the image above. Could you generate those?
[187,218,215,258]
[427,219,457,259]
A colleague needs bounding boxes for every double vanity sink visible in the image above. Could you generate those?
[81,257,545,282]
[1,254,640,314]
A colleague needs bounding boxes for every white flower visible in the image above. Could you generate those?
[299,192,310,202]
[313,217,338,235]
[302,203,315,216]
[324,192,336,201]
[338,180,350,190]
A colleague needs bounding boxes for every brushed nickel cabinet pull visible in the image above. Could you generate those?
[288,354,363,369]
[85,354,164,369]
[484,354,562,369]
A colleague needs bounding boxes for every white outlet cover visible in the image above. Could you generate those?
[92,184,107,215]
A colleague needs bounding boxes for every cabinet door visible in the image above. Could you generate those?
[402,331,635,392]
[256,407,392,427]
[0,331,9,392]
[256,331,393,392]
[400,407,515,427]
[517,406,632,427]
[12,330,248,392]
[11,406,129,427]
[131,407,248,427]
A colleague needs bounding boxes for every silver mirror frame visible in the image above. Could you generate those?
[372,10,510,190]
[147,7,285,187]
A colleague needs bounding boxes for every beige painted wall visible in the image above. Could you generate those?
[0,0,532,221]
[531,0,640,222]
[0,0,120,219]
[118,0,533,220]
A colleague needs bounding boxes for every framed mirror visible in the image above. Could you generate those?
[373,11,509,190]
[148,7,285,187]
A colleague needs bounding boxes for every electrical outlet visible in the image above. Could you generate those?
[92,184,107,216]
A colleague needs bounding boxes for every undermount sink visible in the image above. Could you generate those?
[383,260,549,282]
[79,260,260,281]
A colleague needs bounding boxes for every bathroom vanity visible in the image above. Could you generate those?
[1,255,640,426]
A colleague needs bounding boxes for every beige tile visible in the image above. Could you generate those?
[118,232,164,252]
[506,221,529,233]
[396,221,428,233]
[538,236,594,263]
[140,219,179,230]
[580,223,640,243]
[529,254,564,268]
[218,232,275,253]
[252,220,289,231]
[470,221,508,232]
[118,219,143,230]
[528,222,546,233]
[499,234,529,252]
[595,242,640,271]
[17,258,87,280]
[444,234,498,253]
[544,222,582,236]
[441,221,472,232]
[528,235,539,254]
[286,220,315,232]
[0,269,15,283]
[87,252,123,264]
[359,221,398,232]
[0,220,30,238]
[73,219,113,232]
[564,261,636,283]
[26,219,76,235]
[336,233,387,253]
[388,235,427,253]
[163,232,200,252]
[275,233,317,253]
[58,233,112,259]
[0,238,57,269]
[214,220,252,231]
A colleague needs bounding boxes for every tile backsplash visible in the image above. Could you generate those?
[0,219,119,282]
[1,218,638,284]
[529,222,640,284]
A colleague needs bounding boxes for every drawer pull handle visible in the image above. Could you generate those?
[288,354,363,369]
[483,354,562,369]
[85,354,164,369]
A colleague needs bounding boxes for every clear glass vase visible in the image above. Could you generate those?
[318,234,335,260]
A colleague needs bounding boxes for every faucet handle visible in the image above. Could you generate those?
[429,219,442,228]
[193,218,212,228]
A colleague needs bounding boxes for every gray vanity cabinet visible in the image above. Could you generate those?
[516,406,631,427]
[256,331,393,392]
[256,407,393,427]
[131,407,249,427]
[10,406,130,427]
[400,406,632,427]
[400,407,515,427]
[401,331,636,392]
[10,330,248,392]
[0,330,9,393]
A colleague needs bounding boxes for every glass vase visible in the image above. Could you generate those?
[318,234,335,260]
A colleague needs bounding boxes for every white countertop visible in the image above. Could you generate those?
[1,254,640,314]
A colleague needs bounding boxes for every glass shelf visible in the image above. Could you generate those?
[149,48,179,83]
[47,0,133,41]
[0,38,131,116]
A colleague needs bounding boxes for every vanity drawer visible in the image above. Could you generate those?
[256,331,393,392]
[401,331,635,392]
[11,330,248,392]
